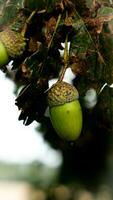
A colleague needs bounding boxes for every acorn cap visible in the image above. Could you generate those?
[0,28,26,58]
[48,81,79,107]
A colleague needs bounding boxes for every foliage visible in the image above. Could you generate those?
[1,0,113,186]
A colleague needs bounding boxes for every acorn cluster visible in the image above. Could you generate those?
[0,28,83,141]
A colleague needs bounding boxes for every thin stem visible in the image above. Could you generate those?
[48,14,62,49]
[58,34,69,82]
[109,0,113,4]
[21,10,37,37]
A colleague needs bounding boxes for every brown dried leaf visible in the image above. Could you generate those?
[28,37,41,52]
[15,78,48,125]
[15,63,32,83]
[85,17,103,34]
[70,56,87,75]
[64,16,73,26]
[44,16,57,45]
[85,14,113,34]
[63,0,75,16]
[55,1,64,12]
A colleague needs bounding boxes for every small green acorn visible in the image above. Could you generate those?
[48,81,83,141]
[0,28,26,67]
[0,41,9,67]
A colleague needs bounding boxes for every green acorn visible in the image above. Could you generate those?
[48,81,83,141]
[0,41,9,67]
[0,28,26,67]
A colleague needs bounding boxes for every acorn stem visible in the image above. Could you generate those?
[58,34,69,82]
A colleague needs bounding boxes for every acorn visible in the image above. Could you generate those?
[0,28,26,67]
[48,81,83,141]
[0,41,9,67]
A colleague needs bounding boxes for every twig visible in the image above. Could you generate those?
[21,10,37,37]
[58,34,69,82]
[48,14,61,49]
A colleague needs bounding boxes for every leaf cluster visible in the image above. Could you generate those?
[1,0,113,139]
